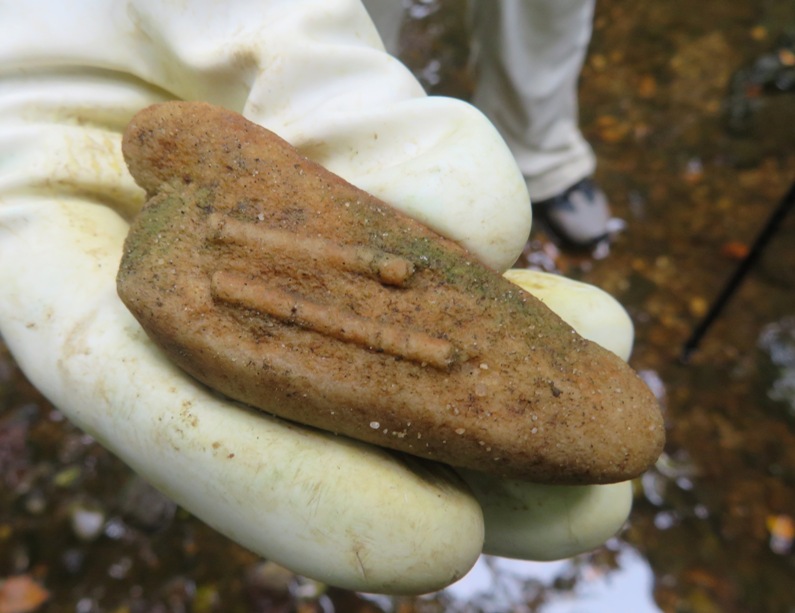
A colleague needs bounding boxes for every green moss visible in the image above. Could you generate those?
[119,183,213,279]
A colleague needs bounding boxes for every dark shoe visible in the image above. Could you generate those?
[533,178,611,248]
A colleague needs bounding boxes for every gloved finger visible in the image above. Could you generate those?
[0,195,484,594]
[0,77,161,221]
[503,269,635,360]
[271,96,533,273]
[458,270,638,560]
[460,472,632,561]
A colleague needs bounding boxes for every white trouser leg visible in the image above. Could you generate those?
[471,0,597,201]
[362,0,596,202]
[360,0,406,54]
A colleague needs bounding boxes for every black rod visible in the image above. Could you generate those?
[680,179,795,363]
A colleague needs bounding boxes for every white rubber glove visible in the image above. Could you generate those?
[463,269,635,561]
[0,0,635,593]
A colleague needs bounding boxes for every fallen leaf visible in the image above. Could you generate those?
[637,74,658,98]
[750,25,768,41]
[720,241,749,261]
[779,48,795,67]
[0,575,50,613]
[689,296,709,318]
[595,114,630,143]
[767,514,794,554]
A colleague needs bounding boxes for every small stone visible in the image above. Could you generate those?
[70,503,105,542]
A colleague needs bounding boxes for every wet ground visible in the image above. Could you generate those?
[2,1,795,611]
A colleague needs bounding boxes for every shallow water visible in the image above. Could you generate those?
[2,1,795,611]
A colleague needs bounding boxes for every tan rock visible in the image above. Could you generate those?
[117,101,664,484]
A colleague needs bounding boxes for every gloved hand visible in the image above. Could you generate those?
[0,0,636,595]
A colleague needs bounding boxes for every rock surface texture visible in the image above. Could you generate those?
[117,101,664,484]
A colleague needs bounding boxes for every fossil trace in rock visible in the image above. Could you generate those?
[117,101,664,485]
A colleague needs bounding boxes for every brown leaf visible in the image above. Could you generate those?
[637,74,658,98]
[720,241,749,261]
[0,576,50,613]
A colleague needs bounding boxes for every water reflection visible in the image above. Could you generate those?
[758,317,795,413]
[442,548,660,613]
